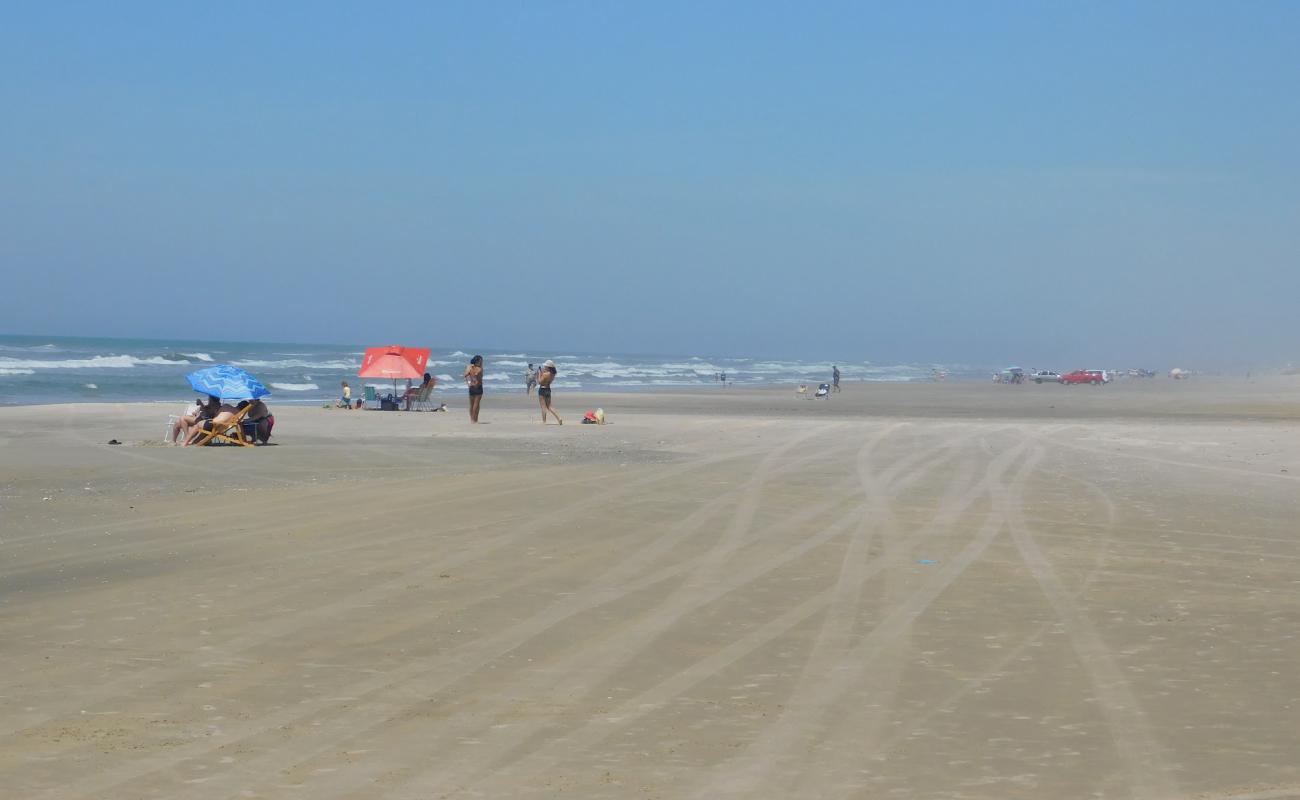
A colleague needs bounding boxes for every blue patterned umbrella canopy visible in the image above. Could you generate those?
[186,364,271,400]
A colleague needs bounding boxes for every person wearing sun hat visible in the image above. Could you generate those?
[537,359,562,425]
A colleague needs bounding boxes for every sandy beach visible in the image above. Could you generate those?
[2,379,1299,799]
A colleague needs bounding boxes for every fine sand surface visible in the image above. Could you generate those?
[2,379,1299,799]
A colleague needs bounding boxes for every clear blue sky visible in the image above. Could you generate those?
[2,2,1297,366]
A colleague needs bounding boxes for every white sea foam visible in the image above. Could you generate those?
[450,351,470,358]
[0,354,190,370]
[490,353,527,358]
[271,382,320,391]
[0,368,36,376]
[232,358,359,370]
[83,383,98,389]
[436,373,454,382]
[182,352,214,362]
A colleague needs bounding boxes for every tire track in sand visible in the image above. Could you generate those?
[205,425,869,800]
[692,431,1034,799]
[1003,445,1182,800]
[427,430,1033,800]
[28,427,844,800]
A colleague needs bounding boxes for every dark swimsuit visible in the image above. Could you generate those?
[538,387,551,399]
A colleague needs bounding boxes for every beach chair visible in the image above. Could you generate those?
[364,385,379,409]
[410,382,435,411]
[189,405,255,447]
[795,384,809,399]
[814,383,830,399]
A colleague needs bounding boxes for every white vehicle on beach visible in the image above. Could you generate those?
[1031,370,1060,384]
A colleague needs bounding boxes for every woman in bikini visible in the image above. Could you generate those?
[184,400,241,445]
[171,395,220,445]
[463,355,484,423]
[537,359,562,425]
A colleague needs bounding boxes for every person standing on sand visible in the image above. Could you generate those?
[525,363,538,396]
[537,359,562,424]
[340,381,352,408]
[464,355,484,423]
[832,365,841,392]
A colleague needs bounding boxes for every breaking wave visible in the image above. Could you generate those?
[0,354,191,370]
[271,382,320,391]
[233,358,359,370]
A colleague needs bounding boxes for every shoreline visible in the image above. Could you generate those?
[4,375,1300,422]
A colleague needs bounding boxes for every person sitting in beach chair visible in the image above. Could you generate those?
[238,399,274,444]
[186,401,256,447]
[796,384,809,397]
[170,395,220,445]
[814,383,830,399]
[405,373,436,410]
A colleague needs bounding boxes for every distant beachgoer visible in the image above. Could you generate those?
[720,372,727,387]
[832,365,841,392]
[525,363,538,396]
[339,381,352,409]
[537,360,562,425]
[464,355,484,423]
[171,394,220,445]
[404,372,435,411]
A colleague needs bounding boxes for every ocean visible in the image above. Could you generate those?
[0,334,970,406]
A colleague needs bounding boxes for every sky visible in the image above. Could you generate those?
[2,2,1298,367]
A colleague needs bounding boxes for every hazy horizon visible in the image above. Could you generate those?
[3,4,1298,369]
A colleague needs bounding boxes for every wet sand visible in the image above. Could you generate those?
[2,378,1299,799]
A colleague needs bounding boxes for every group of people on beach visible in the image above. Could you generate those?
[338,355,563,425]
[338,373,446,412]
[169,395,273,446]
[468,356,561,424]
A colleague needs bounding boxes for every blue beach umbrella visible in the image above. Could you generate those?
[186,364,271,401]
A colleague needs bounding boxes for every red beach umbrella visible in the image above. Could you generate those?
[359,345,432,397]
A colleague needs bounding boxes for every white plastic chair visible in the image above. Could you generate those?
[165,403,198,443]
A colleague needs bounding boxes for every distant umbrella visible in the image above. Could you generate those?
[186,364,270,401]
[359,345,431,396]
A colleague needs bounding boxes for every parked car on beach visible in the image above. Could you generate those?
[1060,370,1107,385]
[1031,370,1060,384]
